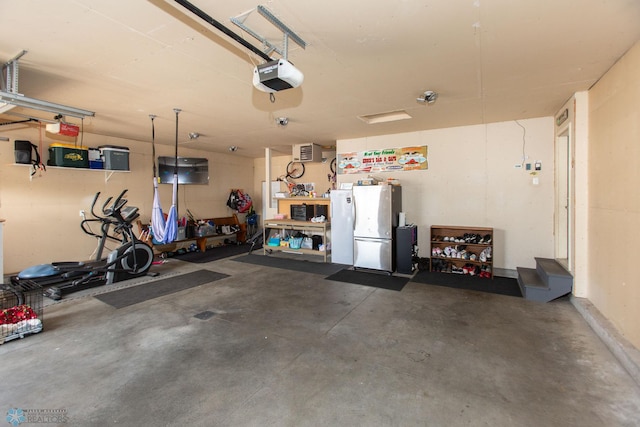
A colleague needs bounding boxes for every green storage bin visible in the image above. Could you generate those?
[47,143,89,168]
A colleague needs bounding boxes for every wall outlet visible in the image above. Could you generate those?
[79,210,85,217]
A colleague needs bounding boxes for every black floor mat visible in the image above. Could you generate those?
[174,243,260,264]
[410,270,522,297]
[232,254,344,276]
[94,269,229,309]
[325,269,409,291]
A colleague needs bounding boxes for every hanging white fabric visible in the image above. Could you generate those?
[149,113,178,244]
[161,108,182,244]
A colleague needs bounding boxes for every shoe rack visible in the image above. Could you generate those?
[430,225,493,278]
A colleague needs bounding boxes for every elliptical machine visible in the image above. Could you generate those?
[12,189,154,300]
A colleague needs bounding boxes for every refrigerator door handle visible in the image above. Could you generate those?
[352,199,356,230]
[354,236,385,243]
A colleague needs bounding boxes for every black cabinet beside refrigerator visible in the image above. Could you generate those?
[396,225,418,274]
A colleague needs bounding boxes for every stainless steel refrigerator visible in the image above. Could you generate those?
[353,185,402,273]
[330,189,354,265]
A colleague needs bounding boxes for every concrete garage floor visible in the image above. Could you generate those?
[1,255,639,427]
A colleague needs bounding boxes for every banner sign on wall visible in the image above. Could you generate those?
[337,146,428,174]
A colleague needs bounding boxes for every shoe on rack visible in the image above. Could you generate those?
[480,265,492,278]
[464,263,476,275]
[479,247,492,261]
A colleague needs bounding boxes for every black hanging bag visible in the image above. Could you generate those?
[14,140,39,164]
[312,235,323,250]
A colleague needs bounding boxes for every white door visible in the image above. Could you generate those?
[555,130,573,272]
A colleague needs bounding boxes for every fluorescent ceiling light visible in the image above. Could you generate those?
[358,110,412,124]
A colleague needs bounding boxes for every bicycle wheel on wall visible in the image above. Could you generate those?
[286,161,305,179]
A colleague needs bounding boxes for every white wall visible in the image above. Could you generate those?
[337,117,555,272]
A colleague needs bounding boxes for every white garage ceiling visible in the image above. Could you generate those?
[1,0,639,158]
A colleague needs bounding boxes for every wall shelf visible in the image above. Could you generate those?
[12,163,129,182]
[263,219,331,262]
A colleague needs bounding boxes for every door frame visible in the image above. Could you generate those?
[554,115,575,272]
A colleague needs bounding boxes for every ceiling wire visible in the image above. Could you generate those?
[236,26,276,104]
[238,27,259,69]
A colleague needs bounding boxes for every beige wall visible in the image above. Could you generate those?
[587,40,640,348]
[0,127,254,274]
[335,117,555,273]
